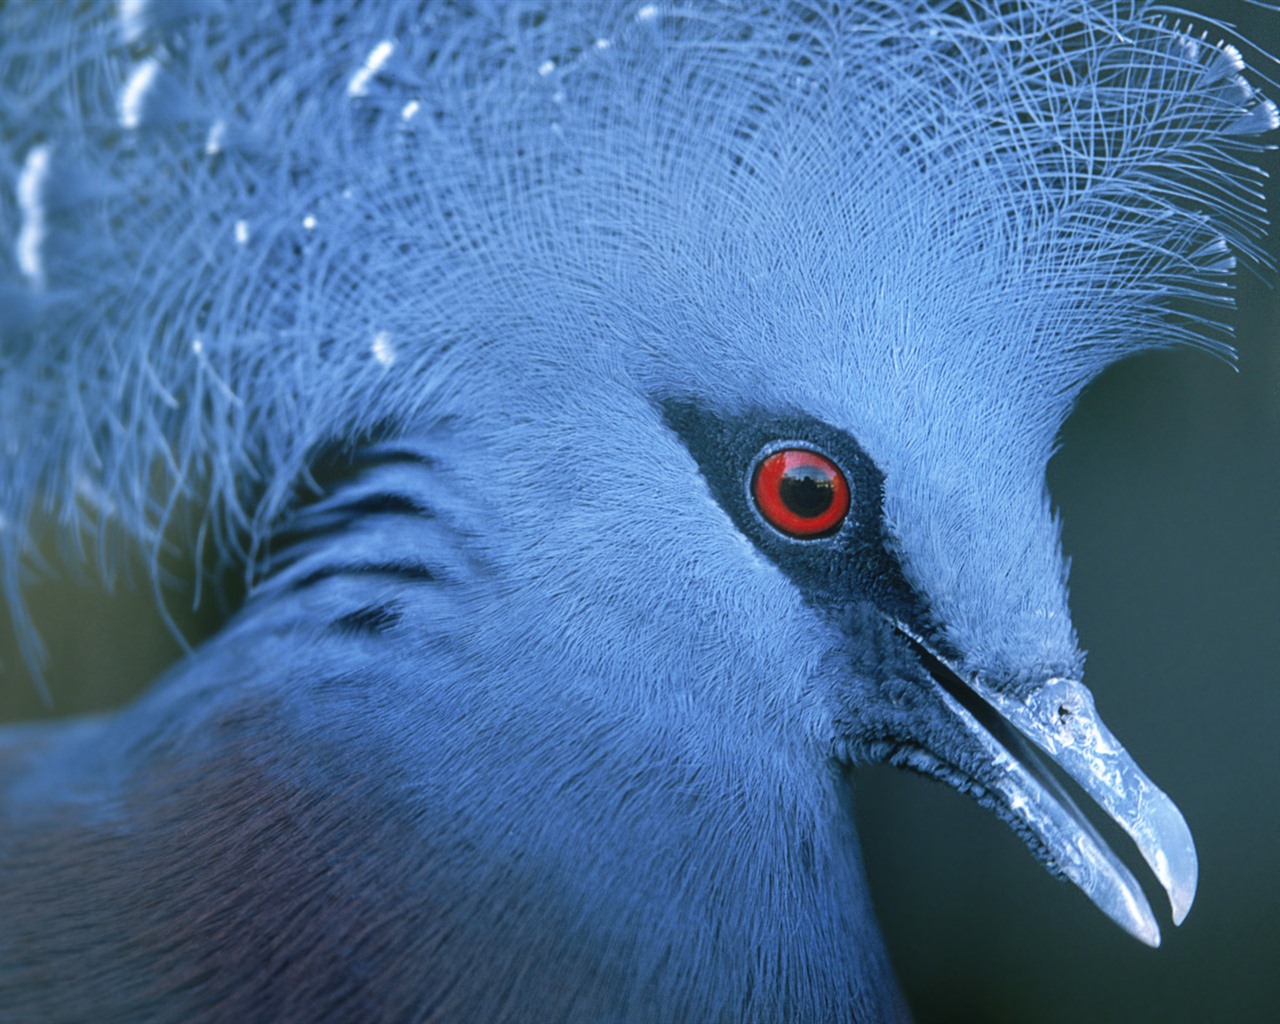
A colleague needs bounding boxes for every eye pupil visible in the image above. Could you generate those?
[751,448,850,538]
[779,465,835,518]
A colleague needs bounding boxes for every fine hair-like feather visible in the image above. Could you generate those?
[1,0,1275,677]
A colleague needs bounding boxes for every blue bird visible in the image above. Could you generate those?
[0,1,1275,1020]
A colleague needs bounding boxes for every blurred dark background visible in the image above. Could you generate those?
[1,3,1276,1022]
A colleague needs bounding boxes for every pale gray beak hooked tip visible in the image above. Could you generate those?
[895,622,1197,947]
[983,675,1198,932]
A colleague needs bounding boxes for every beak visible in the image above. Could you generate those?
[893,621,1197,948]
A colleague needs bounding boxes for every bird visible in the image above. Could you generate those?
[0,0,1275,1020]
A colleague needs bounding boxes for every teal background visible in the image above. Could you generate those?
[1,4,1275,1021]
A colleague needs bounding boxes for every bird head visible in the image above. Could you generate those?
[352,3,1275,946]
[3,0,1274,958]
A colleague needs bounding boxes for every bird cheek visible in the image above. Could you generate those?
[821,624,944,766]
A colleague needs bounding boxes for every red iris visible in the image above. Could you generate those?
[752,448,849,538]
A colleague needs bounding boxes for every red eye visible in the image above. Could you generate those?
[751,448,850,538]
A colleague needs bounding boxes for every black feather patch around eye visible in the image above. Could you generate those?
[659,398,924,630]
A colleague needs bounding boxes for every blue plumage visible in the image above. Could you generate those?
[2,1,1270,650]
[0,1,1274,1020]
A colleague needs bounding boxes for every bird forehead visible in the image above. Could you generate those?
[641,314,1062,468]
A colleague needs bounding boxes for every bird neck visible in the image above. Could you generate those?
[193,438,912,1020]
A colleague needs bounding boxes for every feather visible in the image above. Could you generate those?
[1,0,1274,677]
